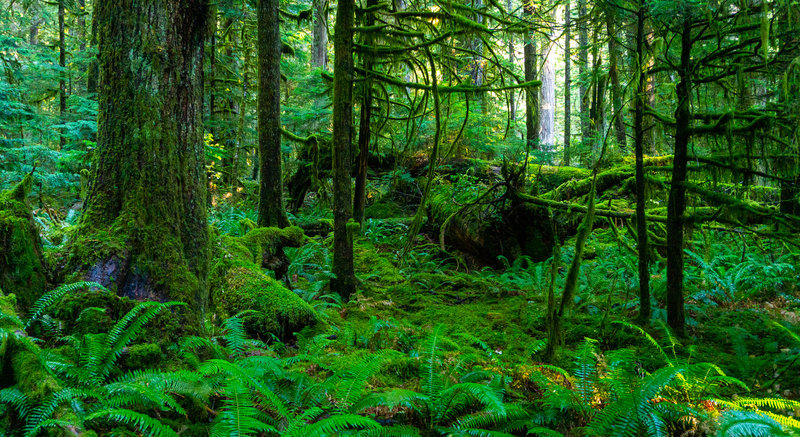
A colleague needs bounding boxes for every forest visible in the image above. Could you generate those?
[1,0,800,435]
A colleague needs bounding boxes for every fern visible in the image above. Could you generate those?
[85,408,179,437]
[26,282,106,328]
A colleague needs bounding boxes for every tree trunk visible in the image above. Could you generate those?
[58,0,66,149]
[78,0,86,52]
[354,0,376,225]
[257,0,290,228]
[331,0,356,300]
[578,0,589,148]
[87,4,99,94]
[74,0,210,324]
[311,0,329,69]
[563,0,572,165]
[539,9,556,152]
[607,15,627,150]
[508,0,515,122]
[634,2,650,323]
[524,3,539,151]
[666,16,692,337]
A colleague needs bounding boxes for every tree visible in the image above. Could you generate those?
[70,0,210,323]
[257,0,290,228]
[331,0,357,299]
[524,1,539,151]
[311,0,328,69]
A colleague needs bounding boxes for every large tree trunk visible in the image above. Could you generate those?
[607,14,627,150]
[508,0,515,122]
[524,3,539,151]
[666,16,692,337]
[331,0,356,300]
[311,0,329,69]
[634,2,650,323]
[257,0,290,228]
[72,0,210,324]
[563,0,572,165]
[539,8,556,151]
[578,0,590,148]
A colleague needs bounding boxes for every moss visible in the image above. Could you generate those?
[11,348,60,400]
[51,289,136,335]
[354,242,404,284]
[529,165,591,193]
[0,175,48,308]
[209,257,317,340]
[365,199,404,219]
[240,226,307,263]
[123,343,163,370]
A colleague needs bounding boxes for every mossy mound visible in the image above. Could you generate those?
[240,226,308,278]
[355,242,404,284]
[365,199,405,219]
[0,175,48,309]
[210,254,317,340]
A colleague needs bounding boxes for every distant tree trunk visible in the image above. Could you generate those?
[578,0,590,148]
[634,2,650,323]
[354,0,376,225]
[644,23,656,154]
[257,0,290,228]
[29,6,39,45]
[78,0,86,52]
[666,16,692,337]
[524,3,539,151]
[471,0,486,110]
[539,7,556,152]
[87,5,99,94]
[74,0,210,323]
[331,0,356,299]
[607,15,627,150]
[58,0,66,149]
[508,0,515,121]
[311,0,328,69]
[563,0,572,165]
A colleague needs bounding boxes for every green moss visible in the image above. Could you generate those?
[11,348,60,400]
[529,165,591,193]
[52,289,135,335]
[210,257,317,339]
[123,343,163,370]
[0,175,48,308]
[240,226,308,263]
[354,242,404,284]
[365,199,404,219]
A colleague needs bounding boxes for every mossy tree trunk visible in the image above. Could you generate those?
[74,0,210,323]
[311,0,328,70]
[58,0,66,149]
[607,12,626,151]
[634,1,650,323]
[563,0,572,165]
[353,0,376,226]
[523,3,539,151]
[257,0,290,228]
[331,0,357,300]
[578,0,590,150]
[666,14,692,337]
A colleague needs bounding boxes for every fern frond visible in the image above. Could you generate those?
[297,414,380,437]
[26,282,105,328]
[85,408,178,437]
[717,410,789,437]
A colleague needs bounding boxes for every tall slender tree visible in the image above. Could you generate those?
[634,0,650,323]
[524,2,539,151]
[563,0,572,165]
[311,0,328,69]
[331,0,357,299]
[257,0,290,228]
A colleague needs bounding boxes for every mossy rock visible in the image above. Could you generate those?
[123,343,163,370]
[51,289,136,335]
[11,348,60,400]
[210,257,316,340]
[0,175,48,308]
[240,226,308,278]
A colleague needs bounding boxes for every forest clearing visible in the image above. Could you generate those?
[1,0,800,435]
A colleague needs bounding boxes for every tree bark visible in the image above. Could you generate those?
[524,3,539,151]
[634,2,650,323]
[311,0,329,69]
[666,15,692,337]
[508,0,515,122]
[578,0,590,148]
[58,0,66,149]
[257,0,290,228]
[539,10,556,151]
[607,14,627,150]
[75,0,210,323]
[331,0,356,299]
[354,0,376,225]
[563,0,572,165]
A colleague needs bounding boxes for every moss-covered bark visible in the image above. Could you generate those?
[0,175,47,308]
[68,0,210,325]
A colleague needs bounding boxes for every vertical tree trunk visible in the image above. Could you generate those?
[331,0,356,300]
[524,3,539,151]
[578,0,590,148]
[74,0,210,323]
[78,0,86,52]
[607,15,627,150]
[29,5,39,45]
[666,15,692,337]
[539,5,556,152]
[257,0,290,228]
[563,0,572,165]
[634,2,650,323]
[87,5,99,94]
[508,0,515,122]
[311,0,329,69]
[354,0,376,225]
[58,0,66,149]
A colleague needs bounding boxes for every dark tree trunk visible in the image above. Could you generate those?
[634,2,650,323]
[607,16,627,150]
[87,5,99,94]
[508,0,515,121]
[524,3,539,151]
[257,0,290,228]
[563,0,571,165]
[74,0,210,323]
[78,0,86,52]
[331,0,356,299]
[354,0,376,225]
[59,0,66,149]
[666,16,692,337]
[578,0,589,147]
[311,0,329,69]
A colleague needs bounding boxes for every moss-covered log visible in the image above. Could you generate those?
[66,0,210,325]
[0,175,47,308]
[210,232,316,340]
